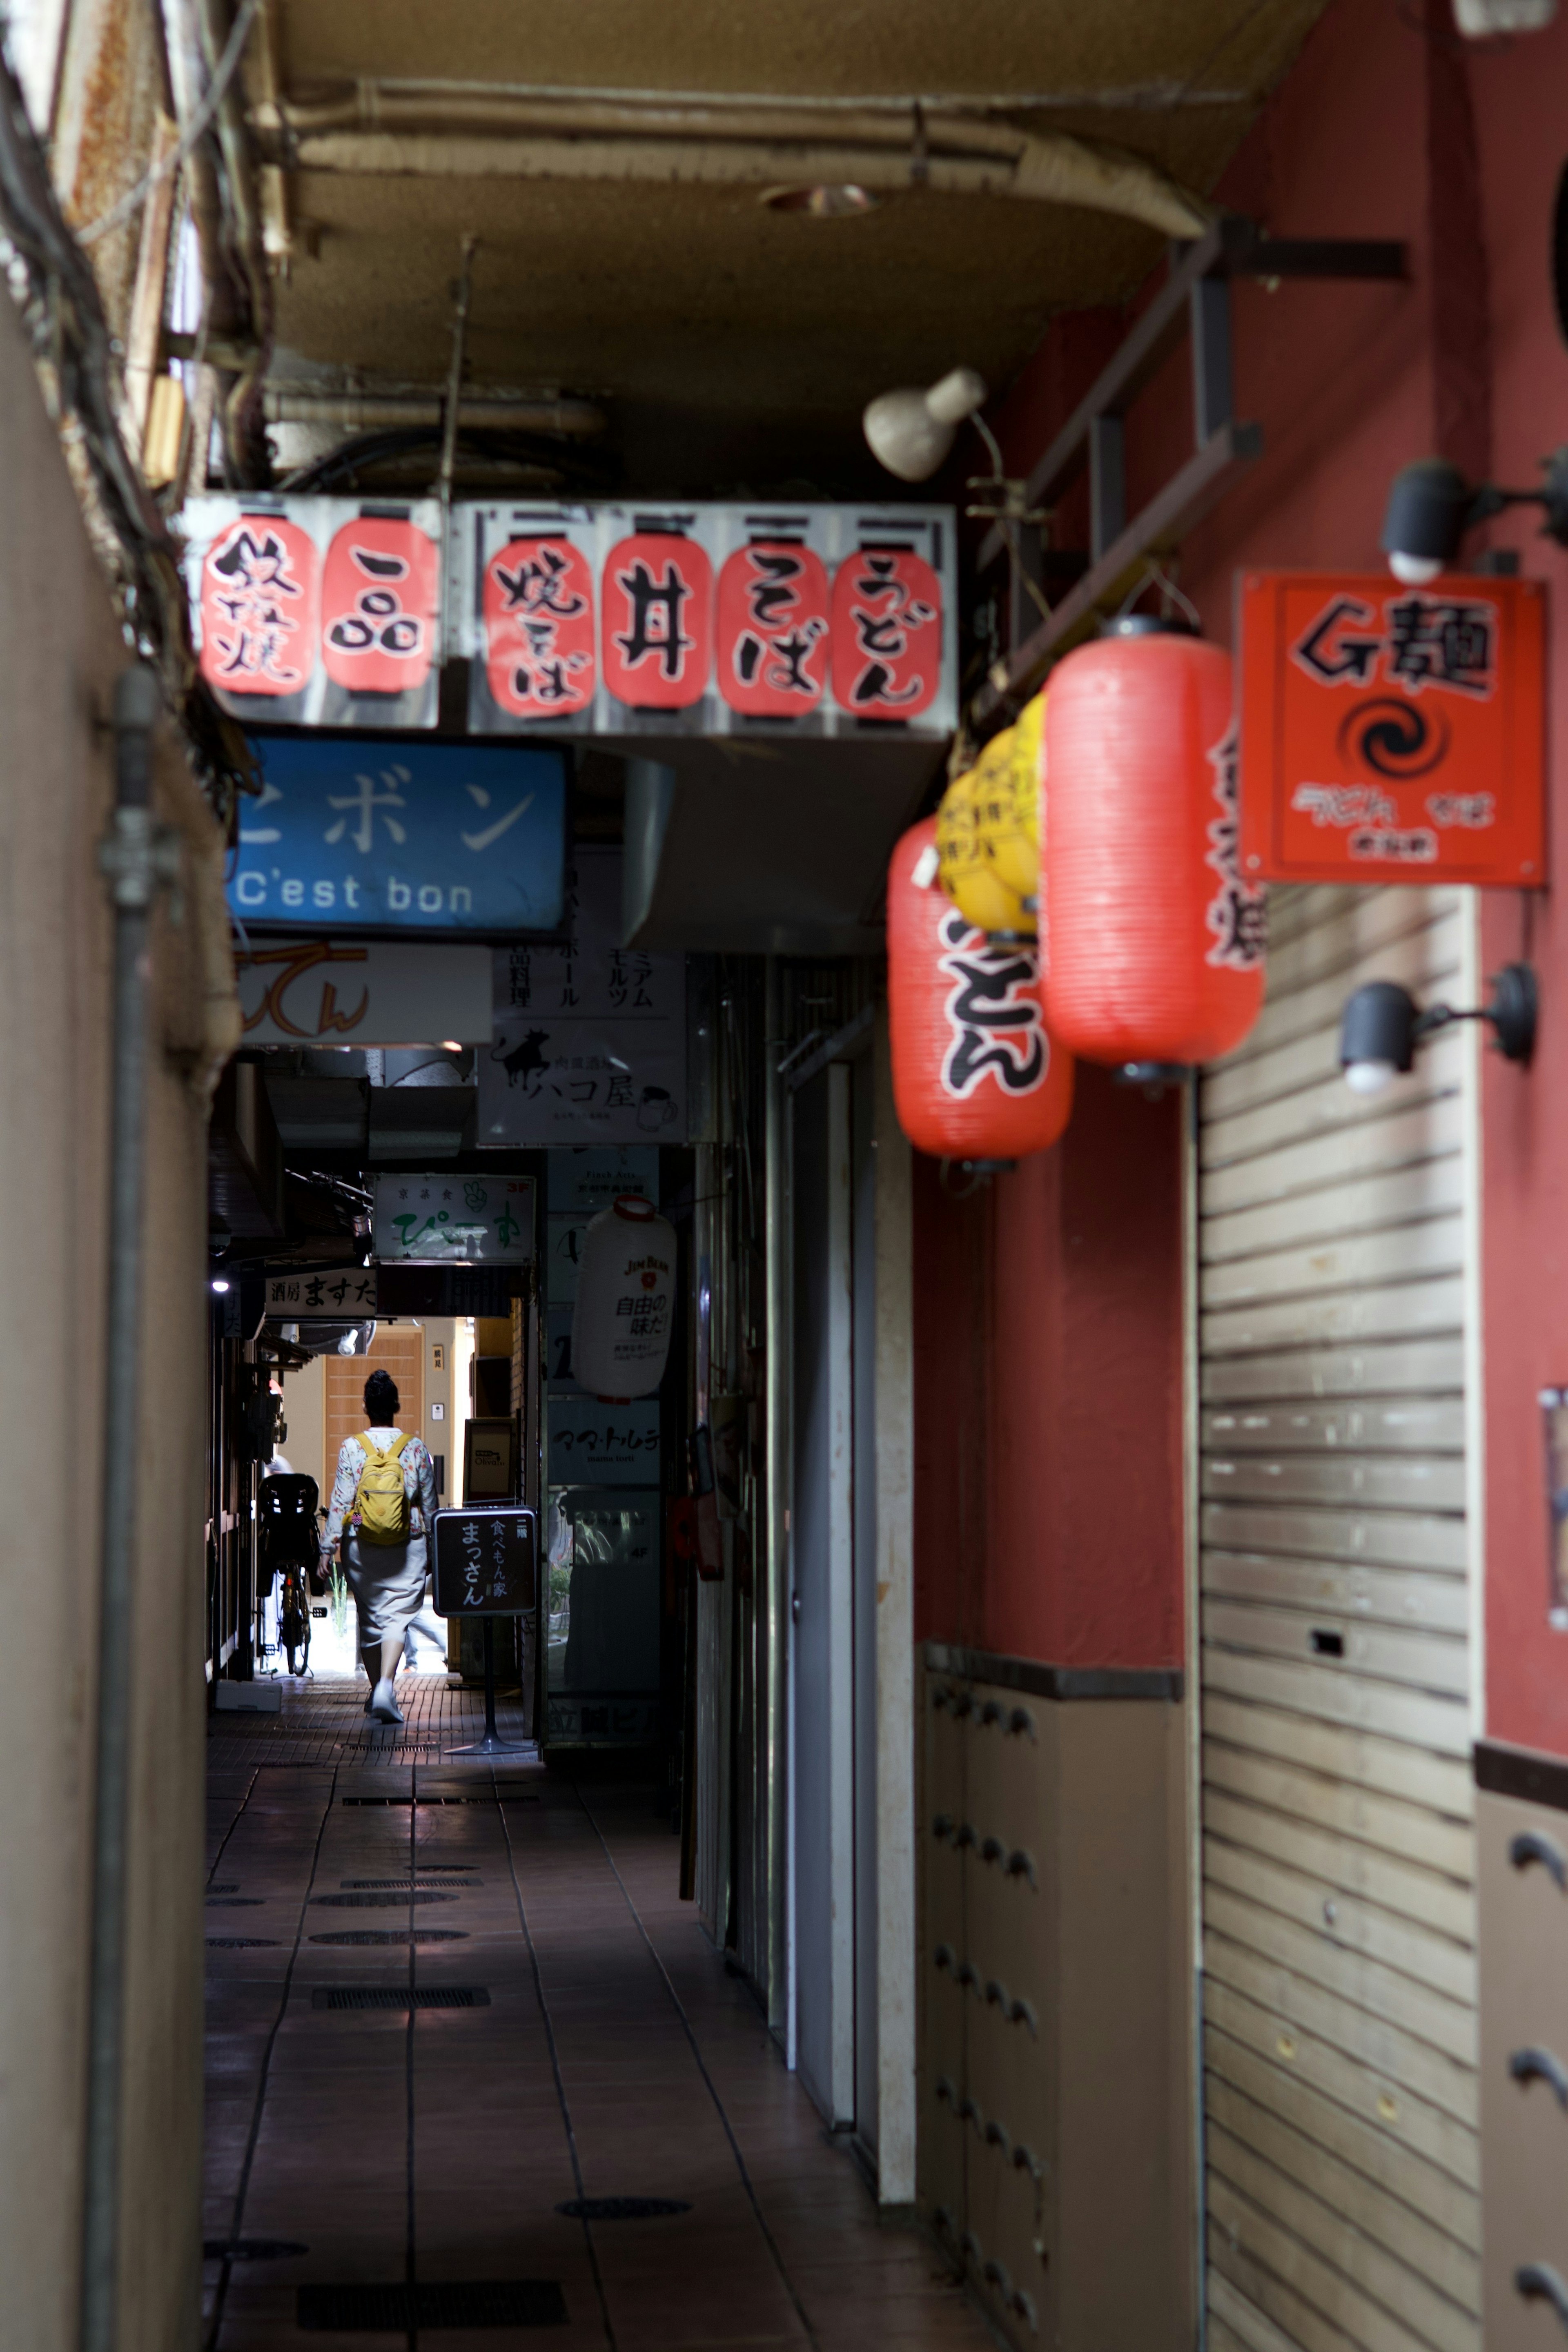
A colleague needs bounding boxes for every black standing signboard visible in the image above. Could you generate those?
[432,1506,537,1754]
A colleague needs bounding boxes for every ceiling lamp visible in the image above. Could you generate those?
[1452,0,1555,29]
[1381,453,1568,581]
[863,366,987,483]
[763,183,880,215]
[1338,965,1537,1095]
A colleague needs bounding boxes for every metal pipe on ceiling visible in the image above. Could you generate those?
[262,388,607,434]
[252,88,1209,241]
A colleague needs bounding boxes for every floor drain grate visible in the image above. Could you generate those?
[308,1929,468,1945]
[204,2238,308,2261]
[206,1883,238,1893]
[341,1795,494,1807]
[557,2197,692,2221]
[311,1986,490,2011]
[205,1896,264,1907]
[310,1890,458,1909]
[341,1874,480,1890]
[206,1937,279,1948]
[297,2280,566,2329]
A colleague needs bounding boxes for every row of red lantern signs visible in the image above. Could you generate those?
[891,571,1549,1166]
[178,496,956,737]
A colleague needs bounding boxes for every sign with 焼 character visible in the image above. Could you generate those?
[264,1265,378,1316]
[229,734,566,935]
[183,496,442,729]
[372,1173,535,1263]
[1239,571,1546,886]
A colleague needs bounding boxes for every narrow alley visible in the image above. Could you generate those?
[204,1681,984,2350]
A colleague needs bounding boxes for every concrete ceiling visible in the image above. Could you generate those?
[261,0,1333,492]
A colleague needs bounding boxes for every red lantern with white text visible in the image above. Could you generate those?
[887,820,1073,1160]
[1042,619,1265,1069]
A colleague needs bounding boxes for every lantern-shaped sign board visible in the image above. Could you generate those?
[199,512,320,702]
[1042,621,1265,1069]
[888,820,1073,1162]
[570,1196,678,1400]
[482,535,597,719]
[830,548,943,719]
[321,514,439,695]
[716,541,830,715]
[936,751,1034,938]
[601,533,714,710]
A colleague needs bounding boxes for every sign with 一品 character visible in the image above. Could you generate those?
[1239,570,1546,886]
[264,1265,378,1316]
[373,1173,534,1263]
[229,734,567,935]
[433,1506,537,1615]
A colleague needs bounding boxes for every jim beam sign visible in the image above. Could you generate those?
[1239,571,1546,886]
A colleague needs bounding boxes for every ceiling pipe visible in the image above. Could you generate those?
[251,87,1211,241]
[262,388,606,434]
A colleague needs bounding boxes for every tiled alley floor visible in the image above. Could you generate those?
[205,1676,993,2350]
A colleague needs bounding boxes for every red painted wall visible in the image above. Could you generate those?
[916,0,1568,1715]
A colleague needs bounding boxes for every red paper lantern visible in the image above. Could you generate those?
[321,514,438,693]
[887,819,1074,1160]
[199,512,319,697]
[601,532,713,708]
[1041,620,1266,1068]
[830,548,942,719]
[716,540,829,715]
[482,534,596,717]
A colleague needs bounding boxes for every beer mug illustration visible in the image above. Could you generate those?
[637,1085,677,1131]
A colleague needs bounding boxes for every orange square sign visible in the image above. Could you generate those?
[1238,570,1546,886]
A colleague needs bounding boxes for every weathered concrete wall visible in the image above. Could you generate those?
[0,289,229,2345]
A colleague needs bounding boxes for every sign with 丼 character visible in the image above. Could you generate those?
[433,1506,537,1615]
[264,1266,378,1316]
[229,734,566,935]
[373,1174,534,1263]
[1239,570,1546,885]
[481,847,686,1144]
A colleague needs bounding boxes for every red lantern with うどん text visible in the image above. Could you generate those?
[321,513,439,694]
[887,819,1074,1161]
[1041,620,1265,1069]
[601,532,714,709]
[482,535,596,718]
[200,511,320,698]
[830,547,942,720]
[716,540,830,715]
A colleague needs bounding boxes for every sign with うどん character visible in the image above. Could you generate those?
[264,1266,378,1316]
[1239,570,1547,885]
[236,939,492,1045]
[480,847,686,1145]
[372,1173,535,1263]
[229,733,567,935]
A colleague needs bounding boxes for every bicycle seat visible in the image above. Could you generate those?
[259,1475,321,1561]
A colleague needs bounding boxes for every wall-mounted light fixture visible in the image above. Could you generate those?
[863,365,989,483]
[1339,964,1537,1095]
[1381,453,1568,582]
[209,1276,232,1294]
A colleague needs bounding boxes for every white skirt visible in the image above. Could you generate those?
[345,1533,429,1646]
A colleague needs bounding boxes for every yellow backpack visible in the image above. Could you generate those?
[352,1431,411,1546]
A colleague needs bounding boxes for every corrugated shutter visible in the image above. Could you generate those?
[1197,884,1480,2352]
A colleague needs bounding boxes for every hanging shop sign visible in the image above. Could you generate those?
[1238,571,1547,885]
[480,846,686,1146]
[229,734,567,936]
[547,1146,658,1211]
[547,1397,661,1483]
[263,1266,378,1316]
[183,496,442,727]
[236,939,492,1045]
[372,1172,534,1262]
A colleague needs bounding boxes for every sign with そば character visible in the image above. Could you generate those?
[1239,570,1547,886]
[372,1173,535,1263]
[229,735,567,935]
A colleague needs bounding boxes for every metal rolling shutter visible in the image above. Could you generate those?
[1197,884,1480,2352]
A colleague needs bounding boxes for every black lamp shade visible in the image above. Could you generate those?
[1380,459,1471,566]
[1339,980,1419,1073]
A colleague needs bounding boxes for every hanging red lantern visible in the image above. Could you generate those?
[715,539,829,715]
[321,513,439,694]
[1041,619,1266,1069]
[601,532,713,708]
[830,547,942,719]
[481,534,596,718]
[199,511,319,699]
[887,819,1073,1161]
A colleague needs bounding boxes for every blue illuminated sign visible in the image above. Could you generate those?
[229,734,567,933]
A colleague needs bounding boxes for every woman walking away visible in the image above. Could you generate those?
[323,1367,438,1725]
